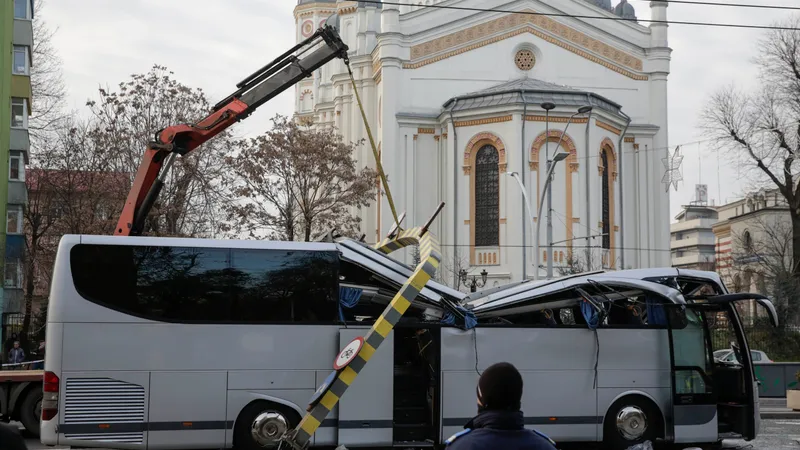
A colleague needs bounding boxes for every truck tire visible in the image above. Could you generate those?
[19,389,42,438]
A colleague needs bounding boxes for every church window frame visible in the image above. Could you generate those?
[597,138,617,268]
[464,132,507,266]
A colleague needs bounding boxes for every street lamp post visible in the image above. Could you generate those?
[541,102,556,281]
[459,268,488,293]
[535,104,593,280]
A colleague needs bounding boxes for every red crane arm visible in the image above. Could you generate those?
[115,23,348,236]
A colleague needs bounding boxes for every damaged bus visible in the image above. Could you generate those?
[41,232,776,450]
[458,268,778,449]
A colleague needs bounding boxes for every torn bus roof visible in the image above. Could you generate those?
[336,238,465,305]
[464,270,688,316]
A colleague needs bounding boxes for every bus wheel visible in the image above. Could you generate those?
[19,389,43,438]
[603,396,661,450]
[234,401,299,450]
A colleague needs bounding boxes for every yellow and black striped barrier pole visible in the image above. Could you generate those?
[281,224,442,449]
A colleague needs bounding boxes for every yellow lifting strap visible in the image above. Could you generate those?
[344,60,402,233]
[281,227,442,449]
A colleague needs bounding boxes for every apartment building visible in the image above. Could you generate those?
[670,203,718,270]
[1,0,33,319]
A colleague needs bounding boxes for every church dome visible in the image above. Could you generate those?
[614,0,637,20]
[586,0,613,12]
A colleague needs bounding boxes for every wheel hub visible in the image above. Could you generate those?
[251,411,288,447]
[616,406,648,441]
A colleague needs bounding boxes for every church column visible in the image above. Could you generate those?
[650,0,672,267]
[378,3,403,256]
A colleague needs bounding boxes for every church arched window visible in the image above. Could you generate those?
[601,149,611,250]
[475,144,500,247]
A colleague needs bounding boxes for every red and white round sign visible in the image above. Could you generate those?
[333,336,364,370]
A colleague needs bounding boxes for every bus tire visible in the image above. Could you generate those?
[19,389,42,438]
[603,395,662,450]
[233,401,300,450]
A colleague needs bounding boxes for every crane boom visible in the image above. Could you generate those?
[114,24,348,236]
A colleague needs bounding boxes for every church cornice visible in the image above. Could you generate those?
[294,3,336,19]
[337,1,358,15]
[401,9,648,81]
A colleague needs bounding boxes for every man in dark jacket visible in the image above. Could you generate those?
[445,362,557,450]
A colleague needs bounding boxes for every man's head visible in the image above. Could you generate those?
[476,362,524,412]
[13,341,19,348]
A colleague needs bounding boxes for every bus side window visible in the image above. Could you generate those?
[230,249,339,324]
[70,244,341,324]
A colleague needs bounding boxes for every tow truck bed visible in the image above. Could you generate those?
[0,370,43,383]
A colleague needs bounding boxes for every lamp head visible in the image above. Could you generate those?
[480,269,488,284]
[578,105,593,114]
[553,151,570,162]
[540,102,556,111]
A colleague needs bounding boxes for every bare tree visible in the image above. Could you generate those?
[28,0,67,143]
[87,65,234,237]
[701,15,800,276]
[20,118,128,341]
[557,249,601,276]
[223,115,377,241]
[730,215,800,325]
[436,247,471,292]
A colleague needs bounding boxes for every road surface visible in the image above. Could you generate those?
[22,419,800,449]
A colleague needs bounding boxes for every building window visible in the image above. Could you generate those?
[474,144,499,247]
[14,0,30,19]
[9,155,24,181]
[743,230,753,253]
[13,46,28,75]
[11,98,27,129]
[7,206,22,234]
[601,150,611,250]
[4,260,21,288]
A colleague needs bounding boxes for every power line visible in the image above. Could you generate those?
[360,0,800,31]
[643,0,800,11]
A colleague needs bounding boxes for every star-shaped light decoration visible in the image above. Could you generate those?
[661,146,684,192]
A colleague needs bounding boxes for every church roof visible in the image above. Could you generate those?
[442,78,623,115]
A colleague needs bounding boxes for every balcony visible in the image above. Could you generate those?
[10,128,29,153]
[13,19,33,47]
[7,181,27,205]
[671,235,715,250]
[672,253,715,267]
[670,218,717,233]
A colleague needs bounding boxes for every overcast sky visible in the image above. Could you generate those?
[43,0,798,222]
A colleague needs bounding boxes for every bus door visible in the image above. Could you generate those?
[665,304,718,444]
[701,293,778,441]
[336,327,394,447]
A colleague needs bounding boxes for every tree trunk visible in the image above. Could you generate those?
[792,210,800,277]
[20,247,37,349]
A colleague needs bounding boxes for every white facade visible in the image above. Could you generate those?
[670,205,717,270]
[293,0,672,286]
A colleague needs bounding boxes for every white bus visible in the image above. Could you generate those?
[40,234,776,450]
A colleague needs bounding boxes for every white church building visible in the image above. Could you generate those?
[293,0,672,287]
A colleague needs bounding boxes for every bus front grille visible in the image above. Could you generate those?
[63,377,146,445]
